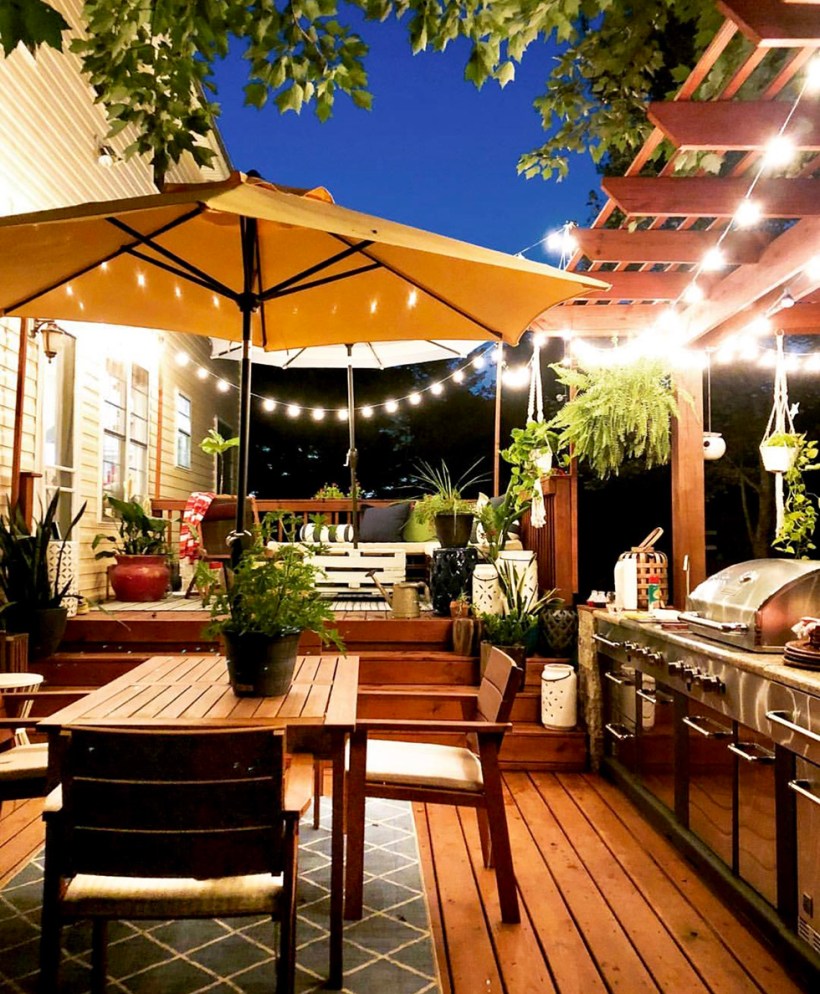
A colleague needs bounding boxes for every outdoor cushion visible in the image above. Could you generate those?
[359,502,411,542]
[365,739,483,792]
[0,742,49,780]
[402,506,437,542]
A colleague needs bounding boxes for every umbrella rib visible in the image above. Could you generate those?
[328,234,503,339]
[281,349,307,369]
[258,240,375,298]
[107,217,238,300]
[126,247,240,302]
[262,262,381,301]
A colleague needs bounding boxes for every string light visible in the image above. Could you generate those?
[361,406,373,418]
[409,392,421,405]
[262,398,276,412]
[337,408,348,421]
[196,367,208,380]
[763,134,795,169]
[430,382,443,395]
[312,408,325,421]
[175,351,189,366]
[385,399,399,413]
[682,282,704,305]
[733,199,762,228]
[287,404,300,418]
[701,247,726,272]
[216,378,229,392]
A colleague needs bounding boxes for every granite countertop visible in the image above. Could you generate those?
[592,609,820,697]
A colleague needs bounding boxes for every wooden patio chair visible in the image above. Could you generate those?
[39,726,312,994]
[0,673,49,812]
[344,646,523,923]
[184,495,259,597]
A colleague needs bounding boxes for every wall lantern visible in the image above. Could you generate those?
[31,319,66,363]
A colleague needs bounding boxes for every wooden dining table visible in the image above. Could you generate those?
[38,651,359,989]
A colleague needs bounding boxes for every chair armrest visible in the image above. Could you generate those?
[0,718,42,730]
[284,753,315,816]
[356,718,511,735]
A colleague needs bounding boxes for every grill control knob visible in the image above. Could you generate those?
[624,641,638,652]
[700,672,725,693]
[667,660,685,673]
[646,651,664,665]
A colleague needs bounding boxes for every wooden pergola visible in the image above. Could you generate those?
[532,0,820,604]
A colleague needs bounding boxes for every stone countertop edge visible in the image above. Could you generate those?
[590,608,820,697]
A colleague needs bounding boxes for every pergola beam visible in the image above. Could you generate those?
[718,0,820,46]
[647,100,820,151]
[602,177,820,218]
[575,227,768,264]
[531,303,665,337]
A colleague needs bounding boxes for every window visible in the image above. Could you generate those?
[176,392,192,469]
[41,332,77,536]
[102,359,149,501]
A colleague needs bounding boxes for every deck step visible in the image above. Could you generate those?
[358,685,542,723]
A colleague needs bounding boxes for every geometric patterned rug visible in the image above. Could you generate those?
[0,798,441,994]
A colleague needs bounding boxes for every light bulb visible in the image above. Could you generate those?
[196,367,208,380]
[682,282,704,305]
[409,392,421,406]
[471,355,486,370]
[337,409,348,421]
[361,406,373,418]
[431,382,443,395]
[764,134,795,169]
[805,256,820,281]
[746,315,772,337]
[407,288,418,309]
[175,351,189,366]
[262,398,276,412]
[701,247,726,272]
[452,370,464,383]
[216,379,229,392]
[734,198,761,228]
[287,404,301,418]
[385,399,399,413]
[312,408,325,421]
[137,273,146,287]
[807,54,820,93]
[369,299,378,315]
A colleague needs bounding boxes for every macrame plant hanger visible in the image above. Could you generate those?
[761,332,797,533]
[526,337,548,528]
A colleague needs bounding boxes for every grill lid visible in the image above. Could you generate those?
[683,559,820,651]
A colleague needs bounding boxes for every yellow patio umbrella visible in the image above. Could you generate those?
[0,171,607,554]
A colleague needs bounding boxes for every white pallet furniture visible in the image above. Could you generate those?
[309,547,407,597]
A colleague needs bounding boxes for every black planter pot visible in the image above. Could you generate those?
[5,606,68,660]
[222,631,300,697]
[434,513,474,549]
[430,547,479,616]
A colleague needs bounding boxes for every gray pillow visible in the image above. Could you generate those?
[359,503,411,542]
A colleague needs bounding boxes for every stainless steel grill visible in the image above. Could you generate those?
[679,559,820,652]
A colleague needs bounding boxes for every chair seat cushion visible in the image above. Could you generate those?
[365,739,483,792]
[62,872,285,919]
[0,743,49,780]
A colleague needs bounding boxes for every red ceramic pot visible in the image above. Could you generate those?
[109,555,170,602]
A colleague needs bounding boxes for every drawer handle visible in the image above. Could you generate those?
[683,715,731,739]
[593,634,622,650]
[604,722,634,742]
[766,710,820,745]
[788,779,820,808]
[604,671,633,687]
[728,742,775,764]
[637,689,673,705]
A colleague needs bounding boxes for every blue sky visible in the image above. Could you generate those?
[211,15,600,258]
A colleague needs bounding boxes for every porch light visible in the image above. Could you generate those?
[30,319,66,363]
[97,144,116,167]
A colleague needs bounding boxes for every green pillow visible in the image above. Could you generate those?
[403,505,437,542]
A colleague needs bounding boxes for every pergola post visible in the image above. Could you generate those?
[671,366,706,607]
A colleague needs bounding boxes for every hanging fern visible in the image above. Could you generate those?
[547,359,680,479]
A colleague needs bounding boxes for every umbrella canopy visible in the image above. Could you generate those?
[0,171,607,556]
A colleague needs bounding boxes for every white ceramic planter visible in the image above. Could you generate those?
[498,550,538,607]
[540,664,577,729]
[760,442,798,474]
[472,564,503,615]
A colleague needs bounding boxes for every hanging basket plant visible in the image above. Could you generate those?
[759,432,800,474]
[772,434,819,559]
[547,358,680,479]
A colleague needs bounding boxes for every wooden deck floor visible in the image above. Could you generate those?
[1,774,811,993]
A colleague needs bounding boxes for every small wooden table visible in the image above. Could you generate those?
[39,652,358,989]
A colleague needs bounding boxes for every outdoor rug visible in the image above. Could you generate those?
[0,798,441,994]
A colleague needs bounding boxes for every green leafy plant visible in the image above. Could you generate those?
[479,561,561,647]
[92,495,169,558]
[547,359,680,479]
[0,490,86,618]
[474,488,529,563]
[411,459,487,521]
[200,428,239,493]
[772,435,819,559]
[761,431,801,448]
[314,483,345,500]
[501,420,563,500]
[196,513,344,647]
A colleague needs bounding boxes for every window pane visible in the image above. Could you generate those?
[129,442,147,499]
[103,431,124,500]
[177,432,191,469]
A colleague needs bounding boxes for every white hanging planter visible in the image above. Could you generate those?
[532,447,553,475]
[759,440,798,474]
[702,431,726,461]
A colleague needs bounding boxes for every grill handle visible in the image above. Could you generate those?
[604,670,633,687]
[678,611,748,634]
[766,710,820,745]
[728,742,775,764]
[604,722,634,742]
[788,779,820,808]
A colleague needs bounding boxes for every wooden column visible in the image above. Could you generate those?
[671,366,706,607]
[10,318,29,506]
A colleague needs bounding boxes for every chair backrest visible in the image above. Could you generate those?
[200,496,258,557]
[476,647,522,724]
[57,726,285,880]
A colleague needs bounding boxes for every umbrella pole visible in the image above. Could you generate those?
[346,346,360,548]
[233,218,257,567]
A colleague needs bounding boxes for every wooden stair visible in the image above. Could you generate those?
[32,612,587,771]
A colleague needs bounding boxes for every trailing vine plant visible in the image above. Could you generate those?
[547,358,680,479]
[772,435,819,559]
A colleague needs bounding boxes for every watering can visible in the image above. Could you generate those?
[366,571,430,618]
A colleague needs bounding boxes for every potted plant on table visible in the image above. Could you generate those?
[197,513,344,696]
[0,490,86,659]
[92,495,170,602]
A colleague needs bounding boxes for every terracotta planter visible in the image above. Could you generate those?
[109,555,170,602]
[223,631,300,697]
